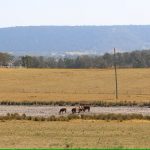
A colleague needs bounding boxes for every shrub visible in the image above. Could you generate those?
[0,100,150,107]
[22,113,26,119]
[25,116,32,120]
[57,116,69,121]
[0,113,150,121]
[68,114,80,120]
[47,115,56,121]
[32,117,39,121]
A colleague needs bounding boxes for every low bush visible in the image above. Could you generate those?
[0,113,150,121]
[47,115,57,121]
[0,100,150,107]
[68,114,80,120]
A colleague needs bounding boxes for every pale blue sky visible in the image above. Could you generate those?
[0,0,150,28]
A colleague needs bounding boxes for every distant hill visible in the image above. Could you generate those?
[0,25,150,55]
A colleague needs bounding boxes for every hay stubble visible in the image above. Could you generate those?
[0,68,150,102]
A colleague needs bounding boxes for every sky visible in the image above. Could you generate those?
[0,0,150,28]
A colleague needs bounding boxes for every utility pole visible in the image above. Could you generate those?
[114,48,118,99]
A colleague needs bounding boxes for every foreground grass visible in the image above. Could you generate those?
[0,120,150,148]
[0,68,150,102]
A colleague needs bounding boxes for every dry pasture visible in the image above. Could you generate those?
[0,68,150,102]
[0,120,150,148]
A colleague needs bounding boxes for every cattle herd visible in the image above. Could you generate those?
[59,106,90,114]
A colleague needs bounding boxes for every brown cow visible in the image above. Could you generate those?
[82,106,90,112]
[72,108,77,114]
[59,108,67,114]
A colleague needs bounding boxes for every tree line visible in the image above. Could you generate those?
[0,50,150,68]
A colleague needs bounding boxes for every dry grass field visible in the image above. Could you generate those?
[0,68,150,102]
[0,120,149,148]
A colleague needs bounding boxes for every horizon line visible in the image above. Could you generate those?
[1,24,150,29]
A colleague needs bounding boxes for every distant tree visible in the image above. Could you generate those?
[64,58,75,68]
[0,52,14,66]
[102,53,113,67]
[18,49,150,69]
[13,56,22,67]
[57,58,65,68]
[21,56,33,68]
[45,57,57,68]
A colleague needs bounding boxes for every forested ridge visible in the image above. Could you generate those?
[1,25,150,55]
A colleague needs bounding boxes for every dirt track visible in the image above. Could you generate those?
[0,105,150,117]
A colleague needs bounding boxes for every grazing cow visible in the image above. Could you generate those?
[72,108,77,114]
[59,108,67,114]
[78,106,85,113]
[83,106,90,112]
